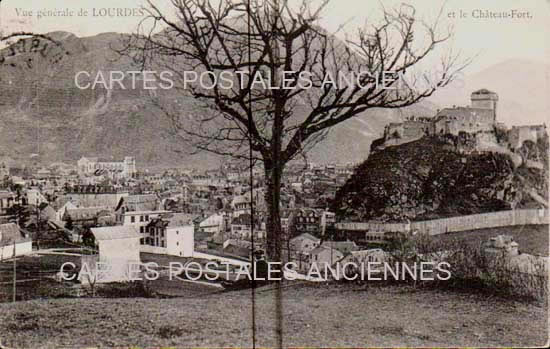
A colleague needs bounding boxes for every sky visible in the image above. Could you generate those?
[0,0,548,75]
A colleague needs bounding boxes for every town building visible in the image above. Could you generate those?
[0,191,17,216]
[0,223,32,259]
[306,245,344,273]
[115,194,161,223]
[321,240,358,255]
[65,185,129,210]
[230,213,258,240]
[87,226,142,283]
[77,156,136,178]
[199,212,228,235]
[144,213,195,257]
[63,207,114,227]
[121,209,171,243]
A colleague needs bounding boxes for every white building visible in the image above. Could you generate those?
[54,200,78,222]
[87,226,142,283]
[77,156,136,178]
[231,194,251,218]
[0,223,32,260]
[121,210,171,243]
[199,213,227,234]
[307,245,344,273]
[144,213,195,257]
[26,188,48,206]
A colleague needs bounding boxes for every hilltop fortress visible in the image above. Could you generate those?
[376,89,547,154]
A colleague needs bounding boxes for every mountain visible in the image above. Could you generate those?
[0,31,436,168]
[428,59,549,127]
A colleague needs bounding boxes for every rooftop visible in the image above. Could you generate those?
[0,223,31,246]
[90,226,141,241]
[122,210,171,216]
[472,88,497,95]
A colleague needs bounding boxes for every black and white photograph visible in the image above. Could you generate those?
[0,0,548,347]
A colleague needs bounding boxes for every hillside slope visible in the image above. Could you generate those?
[0,31,435,168]
[0,284,546,347]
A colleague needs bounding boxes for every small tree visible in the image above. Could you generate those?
[6,204,29,228]
[65,215,74,232]
[81,229,96,248]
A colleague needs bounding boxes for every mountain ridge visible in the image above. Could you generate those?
[1,31,545,169]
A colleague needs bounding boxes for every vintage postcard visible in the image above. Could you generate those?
[0,0,548,348]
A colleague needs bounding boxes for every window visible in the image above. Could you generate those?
[177,242,179,246]
[161,231,164,238]
[140,216,144,222]
[131,216,135,223]
[145,215,149,221]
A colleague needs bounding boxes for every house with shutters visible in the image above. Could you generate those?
[143,212,195,257]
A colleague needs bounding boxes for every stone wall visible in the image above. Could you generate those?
[336,209,549,236]
[509,125,547,149]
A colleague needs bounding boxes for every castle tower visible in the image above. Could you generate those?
[471,89,499,121]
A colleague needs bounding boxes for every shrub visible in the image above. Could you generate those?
[157,324,185,339]
[386,232,548,301]
[96,281,155,298]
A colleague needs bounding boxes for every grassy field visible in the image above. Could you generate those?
[0,283,547,348]
[432,224,549,256]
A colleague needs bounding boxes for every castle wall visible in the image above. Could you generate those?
[509,126,547,149]
[401,120,430,139]
[471,99,496,110]
[445,119,494,136]
[476,132,497,144]
[384,123,404,139]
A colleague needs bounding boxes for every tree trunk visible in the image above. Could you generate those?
[264,163,284,262]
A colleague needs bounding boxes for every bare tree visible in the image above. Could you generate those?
[117,0,469,262]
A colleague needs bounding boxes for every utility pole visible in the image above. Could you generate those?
[12,240,16,302]
[36,198,41,250]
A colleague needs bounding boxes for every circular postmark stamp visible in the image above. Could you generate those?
[0,33,70,69]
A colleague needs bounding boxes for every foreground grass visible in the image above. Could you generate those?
[0,283,547,348]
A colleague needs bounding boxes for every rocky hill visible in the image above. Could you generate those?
[331,134,549,222]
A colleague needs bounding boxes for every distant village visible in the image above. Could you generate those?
[0,148,361,282]
[0,88,548,290]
